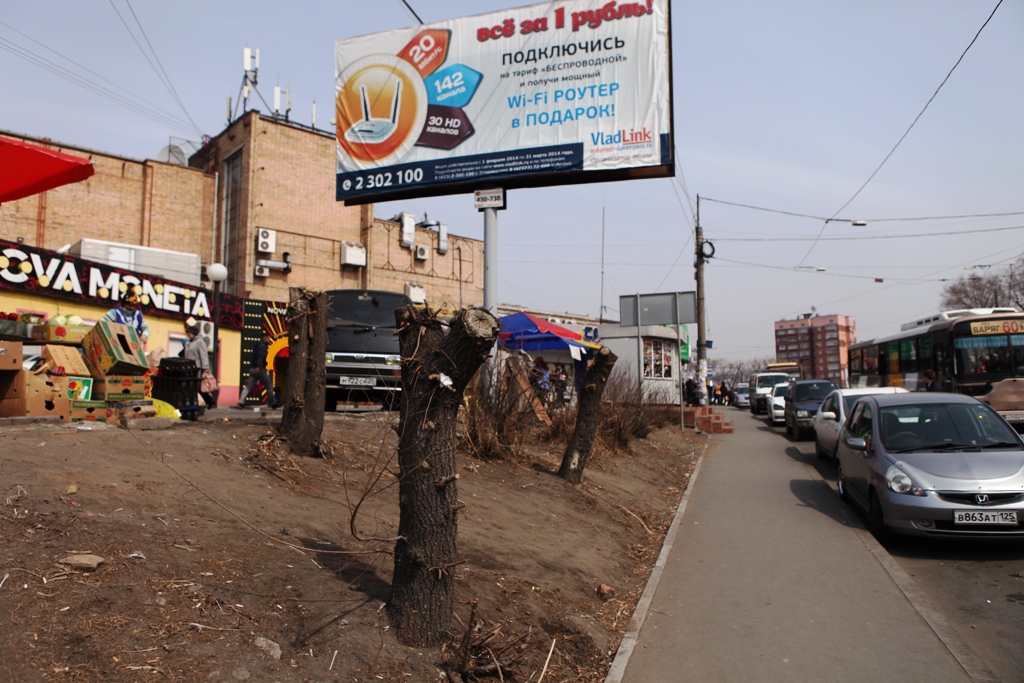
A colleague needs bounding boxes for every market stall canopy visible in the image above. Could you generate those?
[498,312,599,356]
[0,135,95,204]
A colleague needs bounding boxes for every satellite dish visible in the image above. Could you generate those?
[156,144,187,166]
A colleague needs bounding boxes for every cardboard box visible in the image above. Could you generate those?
[91,375,146,401]
[0,373,69,420]
[107,399,155,424]
[81,320,149,376]
[0,369,26,399]
[29,323,92,344]
[70,400,107,423]
[0,341,23,371]
[67,377,93,400]
[41,345,90,377]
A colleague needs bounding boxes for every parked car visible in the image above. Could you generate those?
[813,387,909,459]
[767,383,789,424]
[835,393,1024,539]
[784,379,837,439]
[733,383,750,408]
[750,372,791,415]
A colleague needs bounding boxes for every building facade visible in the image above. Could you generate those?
[774,314,856,386]
[187,111,483,311]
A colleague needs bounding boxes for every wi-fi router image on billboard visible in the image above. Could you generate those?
[345,81,402,144]
[335,55,427,170]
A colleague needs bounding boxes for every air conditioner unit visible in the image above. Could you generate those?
[257,228,277,254]
[395,212,416,248]
[340,240,367,267]
[414,244,429,261]
[197,320,216,353]
[405,282,427,304]
[254,264,270,278]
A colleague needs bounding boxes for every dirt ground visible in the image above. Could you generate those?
[0,410,703,682]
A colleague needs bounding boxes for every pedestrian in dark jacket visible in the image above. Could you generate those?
[236,331,278,408]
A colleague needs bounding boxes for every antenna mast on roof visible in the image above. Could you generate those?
[229,46,260,124]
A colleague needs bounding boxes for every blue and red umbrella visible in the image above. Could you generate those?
[497,312,598,352]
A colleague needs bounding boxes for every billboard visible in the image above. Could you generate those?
[335,0,673,204]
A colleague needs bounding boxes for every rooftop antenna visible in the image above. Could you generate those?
[344,79,402,144]
[311,99,316,128]
[231,46,259,123]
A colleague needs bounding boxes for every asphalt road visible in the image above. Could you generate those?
[789,413,1024,683]
[614,407,985,683]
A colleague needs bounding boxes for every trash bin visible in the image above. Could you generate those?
[153,358,204,421]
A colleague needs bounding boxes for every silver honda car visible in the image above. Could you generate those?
[836,393,1024,539]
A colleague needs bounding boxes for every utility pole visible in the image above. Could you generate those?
[694,195,708,406]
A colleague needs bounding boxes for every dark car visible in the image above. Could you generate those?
[784,379,837,439]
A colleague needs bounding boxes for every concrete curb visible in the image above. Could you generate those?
[604,435,710,683]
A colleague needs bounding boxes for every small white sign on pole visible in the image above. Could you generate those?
[474,188,505,211]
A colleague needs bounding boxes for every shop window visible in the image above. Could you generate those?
[643,339,674,379]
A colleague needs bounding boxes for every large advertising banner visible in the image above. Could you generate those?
[335,0,673,204]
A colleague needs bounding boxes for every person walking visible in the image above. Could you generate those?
[182,324,216,408]
[102,292,149,345]
[236,331,278,408]
[920,369,938,392]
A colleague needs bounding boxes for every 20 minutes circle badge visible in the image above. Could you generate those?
[335,54,428,172]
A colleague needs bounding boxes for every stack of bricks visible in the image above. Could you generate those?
[693,406,733,434]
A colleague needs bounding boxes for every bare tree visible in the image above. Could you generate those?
[558,346,617,484]
[938,254,1024,312]
[280,288,327,456]
[387,305,499,646]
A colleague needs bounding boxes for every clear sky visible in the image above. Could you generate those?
[2,1,1021,361]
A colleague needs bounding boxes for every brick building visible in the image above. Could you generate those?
[774,314,856,386]
[1,117,483,311]
[188,111,483,311]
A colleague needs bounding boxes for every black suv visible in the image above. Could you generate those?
[784,379,837,439]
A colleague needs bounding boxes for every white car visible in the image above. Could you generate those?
[813,386,910,458]
[767,383,789,424]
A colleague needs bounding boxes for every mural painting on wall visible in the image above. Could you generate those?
[0,239,244,328]
[240,299,289,405]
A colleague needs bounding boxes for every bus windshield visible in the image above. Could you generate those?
[757,373,790,389]
[953,335,1018,376]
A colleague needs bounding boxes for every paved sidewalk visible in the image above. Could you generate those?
[611,410,973,683]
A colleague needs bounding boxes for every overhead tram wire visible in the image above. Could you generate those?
[715,223,1024,242]
[700,196,1024,225]
[106,0,203,138]
[793,0,1005,268]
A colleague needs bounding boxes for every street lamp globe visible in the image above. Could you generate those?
[208,263,228,283]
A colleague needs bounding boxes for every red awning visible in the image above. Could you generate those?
[0,135,95,204]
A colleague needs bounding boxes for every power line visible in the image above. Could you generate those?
[400,0,424,24]
[122,0,203,137]
[714,223,1024,242]
[0,36,197,137]
[701,196,1024,224]
[795,0,1005,267]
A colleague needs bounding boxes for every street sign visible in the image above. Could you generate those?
[474,188,505,211]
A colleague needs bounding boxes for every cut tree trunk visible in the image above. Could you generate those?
[387,306,499,647]
[279,287,327,457]
[558,346,618,484]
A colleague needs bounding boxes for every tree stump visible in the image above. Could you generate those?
[279,288,327,457]
[558,346,618,484]
[387,306,499,646]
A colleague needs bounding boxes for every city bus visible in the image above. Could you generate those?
[765,361,803,380]
[848,308,1024,430]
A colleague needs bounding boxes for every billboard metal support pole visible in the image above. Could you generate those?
[483,206,498,393]
[695,195,708,407]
